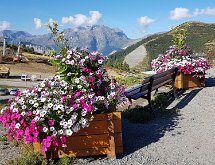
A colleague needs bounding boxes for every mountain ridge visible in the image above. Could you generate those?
[0,25,133,55]
[107,21,215,71]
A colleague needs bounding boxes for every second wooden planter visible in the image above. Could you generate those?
[175,73,205,89]
[34,112,123,159]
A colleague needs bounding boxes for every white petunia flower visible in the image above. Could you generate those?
[49,81,54,86]
[50,127,55,131]
[33,103,39,108]
[65,129,73,136]
[41,97,46,102]
[40,110,47,117]
[53,131,57,136]
[43,127,48,132]
[98,59,104,64]
[61,58,66,62]
[58,130,63,135]
[15,123,21,129]
[70,60,75,65]
[53,105,58,110]
[22,105,27,110]
[60,121,64,126]
[29,100,34,104]
[63,122,68,129]
[12,108,18,113]
[55,75,60,80]
[60,80,67,87]
[75,78,80,84]
[67,55,71,59]
[67,123,72,128]
[66,109,71,114]
[58,104,64,110]
[53,90,57,94]
[77,85,82,89]
[68,119,74,125]
[72,124,80,132]
[21,112,26,116]
[36,110,40,115]
[71,112,78,120]
[48,103,53,108]
[67,72,72,76]
[81,110,87,116]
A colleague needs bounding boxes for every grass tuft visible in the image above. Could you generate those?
[123,105,154,123]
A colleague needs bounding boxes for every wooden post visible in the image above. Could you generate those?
[172,68,178,98]
[0,49,2,63]
[3,38,6,57]
[147,77,154,113]
[107,113,116,158]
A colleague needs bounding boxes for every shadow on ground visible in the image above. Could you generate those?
[205,77,215,87]
[7,76,21,79]
[118,88,202,158]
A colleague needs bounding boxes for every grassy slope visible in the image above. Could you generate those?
[107,22,215,71]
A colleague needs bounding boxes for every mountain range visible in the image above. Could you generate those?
[0,25,133,55]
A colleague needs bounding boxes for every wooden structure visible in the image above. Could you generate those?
[175,73,205,89]
[125,67,178,112]
[34,112,123,159]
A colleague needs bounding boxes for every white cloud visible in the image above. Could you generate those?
[138,16,155,27]
[138,16,154,32]
[169,7,215,20]
[169,8,191,20]
[34,18,58,29]
[0,21,11,31]
[87,11,102,25]
[62,11,102,26]
[193,7,215,16]
[48,18,57,27]
[34,18,43,29]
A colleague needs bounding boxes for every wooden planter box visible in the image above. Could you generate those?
[34,112,123,159]
[175,73,205,89]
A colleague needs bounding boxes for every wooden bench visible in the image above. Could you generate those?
[125,67,178,112]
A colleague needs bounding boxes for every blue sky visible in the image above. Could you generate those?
[0,0,215,39]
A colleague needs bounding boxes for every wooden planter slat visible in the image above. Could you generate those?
[175,73,205,89]
[34,112,123,159]
[76,119,122,135]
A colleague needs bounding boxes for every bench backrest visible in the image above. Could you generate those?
[125,76,151,97]
[151,67,178,91]
[125,67,178,98]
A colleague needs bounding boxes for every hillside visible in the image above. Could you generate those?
[107,22,215,71]
[123,45,147,68]
[0,25,132,55]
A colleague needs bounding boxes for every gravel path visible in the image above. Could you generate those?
[77,68,215,165]
[1,68,215,164]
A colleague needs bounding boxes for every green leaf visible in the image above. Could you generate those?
[50,60,60,66]
[58,66,68,74]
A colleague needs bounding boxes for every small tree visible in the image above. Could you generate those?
[171,23,189,50]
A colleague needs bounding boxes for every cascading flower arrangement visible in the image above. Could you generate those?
[0,22,127,152]
[151,24,211,77]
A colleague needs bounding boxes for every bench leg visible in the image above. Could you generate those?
[172,80,177,99]
[128,98,132,109]
[154,88,158,96]
[146,92,153,113]
[148,99,153,113]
